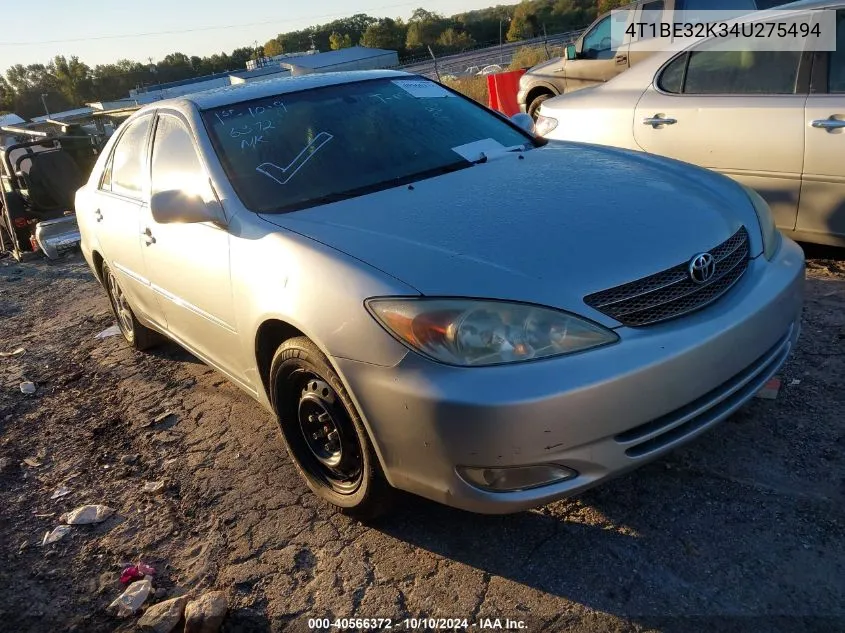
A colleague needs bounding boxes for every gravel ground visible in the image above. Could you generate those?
[0,248,843,633]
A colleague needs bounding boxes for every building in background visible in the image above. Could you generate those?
[282,47,399,76]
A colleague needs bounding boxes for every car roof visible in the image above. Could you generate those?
[140,69,414,114]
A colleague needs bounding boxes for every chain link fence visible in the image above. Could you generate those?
[396,29,585,82]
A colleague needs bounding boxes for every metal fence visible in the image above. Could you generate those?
[395,29,585,81]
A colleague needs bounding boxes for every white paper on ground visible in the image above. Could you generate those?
[451,138,508,163]
[392,79,455,99]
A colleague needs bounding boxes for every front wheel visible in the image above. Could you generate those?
[101,262,162,351]
[270,337,392,520]
[527,93,553,120]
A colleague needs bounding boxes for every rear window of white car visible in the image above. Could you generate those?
[201,77,535,213]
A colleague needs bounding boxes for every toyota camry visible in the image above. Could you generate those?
[75,70,804,517]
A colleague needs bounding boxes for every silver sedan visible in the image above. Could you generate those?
[75,70,804,517]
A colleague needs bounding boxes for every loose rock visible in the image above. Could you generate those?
[143,480,166,495]
[120,454,140,465]
[20,381,36,394]
[184,591,228,633]
[138,595,188,633]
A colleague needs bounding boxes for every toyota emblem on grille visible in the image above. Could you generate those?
[689,253,716,284]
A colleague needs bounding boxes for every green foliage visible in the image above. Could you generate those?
[329,32,353,50]
[361,18,407,50]
[263,39,283,57]
[436,28,475,52]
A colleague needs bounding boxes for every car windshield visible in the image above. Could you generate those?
[202,77,535,214]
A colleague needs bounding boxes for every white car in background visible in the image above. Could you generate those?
[536,2,845,247]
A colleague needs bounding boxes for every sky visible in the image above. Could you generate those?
[0,0,515,70]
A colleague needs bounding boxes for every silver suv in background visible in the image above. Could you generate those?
[517,0,772,118]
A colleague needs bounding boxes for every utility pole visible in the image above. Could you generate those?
[40,93,50,117]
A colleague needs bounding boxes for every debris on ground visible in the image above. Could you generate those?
[0,347,25,358]
[41,525,72,546]
[50,486,71,500]
[755,377,781,400]
[62,504,114,525]
[151,411,178,427]
[184,591,228,633]
[143,480,165,495]
[790,378,801,386]
[120,562,156,585]
[19,382,36,394]
[120,454,140,465]
[138,595,189,633]
[95,325,121,339]
[22,457,42,468]
[108,576,153,617]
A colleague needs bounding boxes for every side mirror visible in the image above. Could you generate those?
[510,112,536,135]
[150,189,224,225]
[565,44,578,61]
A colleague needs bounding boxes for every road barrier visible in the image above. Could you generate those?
[487,70,526,117]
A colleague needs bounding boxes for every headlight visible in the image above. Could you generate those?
[741,185,781,260]
[366,298,618,367]
[534,114,559,137]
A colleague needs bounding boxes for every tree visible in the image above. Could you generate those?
[0,76,14,113]
[361,18,406,50]
[597,0,629,13]
[405,8,447,49]
[436,28,475,51]
[264,39,283,57]
[329,32,353,50]
[507,1,541,41]
[51,55,94,105]
[229,47,255,70]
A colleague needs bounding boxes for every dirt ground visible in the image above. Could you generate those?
[0,247,843,633]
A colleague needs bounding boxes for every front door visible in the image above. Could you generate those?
[141,111,241,377]
[634,40,809,233]
[566,12,633,92]
[797,10,845,242]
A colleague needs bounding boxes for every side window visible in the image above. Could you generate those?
[582,16,614,60]
[658,53,688,93]
[639,1,664,39]
[684,48,802,95]
[99,153,113,191]
[151,115,207,196]
[830,10,845,93]
[111,116,152,198]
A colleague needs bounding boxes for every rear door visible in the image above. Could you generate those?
[92,113,164,324]
[633,38,810,232]
[797,9,845,242]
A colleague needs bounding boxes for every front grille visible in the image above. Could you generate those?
[584,227,750,327]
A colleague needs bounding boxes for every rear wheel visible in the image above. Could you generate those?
[101,262,162,351]
[270,337,392,520]
[528,93,553,120]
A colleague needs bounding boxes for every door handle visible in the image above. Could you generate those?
[616,54,628,65]
[94,209,103,222]
[142,227,156,246]
[643,115,677,128]
[811,118,845,130]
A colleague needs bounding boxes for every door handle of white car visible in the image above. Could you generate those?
[94,209,103,222]
[643,116,677,128]
[142,227,156,246]
[811,118,845,130]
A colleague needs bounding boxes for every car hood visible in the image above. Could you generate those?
[259,142,759,327]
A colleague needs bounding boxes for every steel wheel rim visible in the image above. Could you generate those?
[107,270,134,338]
[293,371,363,494]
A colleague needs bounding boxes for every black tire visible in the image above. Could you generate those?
[101,262,162,351]
[527,93,553,120]
[270,337,392,520]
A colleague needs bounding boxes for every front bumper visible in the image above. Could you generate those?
[335,238,805,513]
